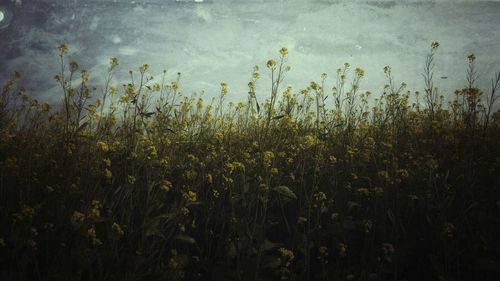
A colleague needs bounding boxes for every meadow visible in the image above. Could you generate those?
[0,42,499,281]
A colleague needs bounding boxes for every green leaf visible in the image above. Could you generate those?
[174,234,196,245]
[273,185,297,200]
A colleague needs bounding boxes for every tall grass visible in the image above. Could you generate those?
[0,42,499,281]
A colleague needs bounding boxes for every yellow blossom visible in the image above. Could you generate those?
[104,168,112,179]
[112,222,125,236]
[183,190,197,202]
[127,175,136,185]
[97,141,109,152]
[161,180,172,192]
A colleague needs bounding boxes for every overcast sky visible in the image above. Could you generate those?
[1,0,499,104]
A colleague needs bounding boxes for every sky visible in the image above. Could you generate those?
[1,0,499,104]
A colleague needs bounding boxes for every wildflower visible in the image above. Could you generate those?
[89,200,101,219]
[69,60,79,72]
[397,169,409,178]
[220,81,228,95]
[310,81,320,91]
[87,227,103,246]
[338,243,348,258]
[467,53,476,63]
[27,239,37,250]
[318,246,329,261]
[103,158,111,167]
[383,65,391,74]
[72,211,85,224]
[112,222,125,236]
[278,247,294,266]
[183,191,197,202]
[270,167,279,175]
[127,175,136,185]
[181,207,190,216]
[357,188,370,196]
[431,41,440,50]
[139,64,149,73]
[355,67,365,77]
[109,57,119,67]
[382,243,395,255]
[263,151,275,167]
[43,222,55,232]
[266,59,277,69]
[279,47,288,56]
[314,192,327,202]
[206,174,213,184]
[330,212,339,221]
[212,189,220,198]
[297,216,307,224]
[168,257,180,269]
[171,81,180,90]
[58,43,69,55]
[378,170,390,182]
[104,168,112,179]
[97,141,109,152]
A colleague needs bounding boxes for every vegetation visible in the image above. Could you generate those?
[1,42,499,281]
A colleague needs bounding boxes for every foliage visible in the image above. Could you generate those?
[0,43,499,281]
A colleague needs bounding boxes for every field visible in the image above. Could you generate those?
[0,43,499,281]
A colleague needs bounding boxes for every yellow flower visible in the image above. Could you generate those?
[468,53,476,63]
[104,168,112,179]
[72,211,85,224]
[266,59,277,69]
[314,192,327,202]
[97,141,109,152]
[318,246,328,256]
[278,247,294,266]
[103,158,111,167]
[58,43,69,55]
[161,180,172,192]
[112,222,125,236]
[127,175,136,185]
[212,189,220,198]
[297,216,307,224]
[383,65,391,74]
[220,81,228,95]
[206,174,213,184]
[183,191,197,202]
[356,188,370,196]
[181,207,190,216]
[279,47,288,56]
[338,243,347,257]
[355,67,365,77]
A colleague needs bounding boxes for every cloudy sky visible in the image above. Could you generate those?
[1,0,499,104]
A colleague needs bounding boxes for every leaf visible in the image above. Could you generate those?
[174,234,196,245]
[259,239,282,252]
[272,114,285,120]
[141,111,155,118]
[272,185,297,200]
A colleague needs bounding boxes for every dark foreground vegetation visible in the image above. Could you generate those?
[1,43,499,281]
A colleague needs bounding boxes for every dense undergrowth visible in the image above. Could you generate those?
[1,42,500,281]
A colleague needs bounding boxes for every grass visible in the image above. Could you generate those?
[0,42,499,281]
